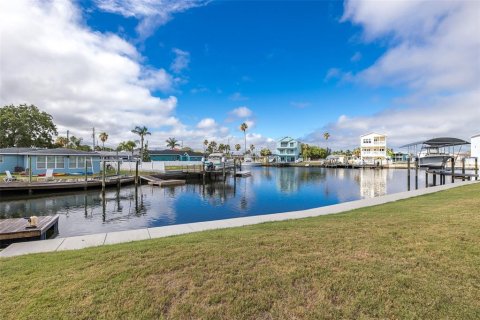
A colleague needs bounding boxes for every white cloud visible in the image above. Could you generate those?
[229,92,248,101]
[95,0,210,39]
[230,106,252,118]
[170,48,190,74]
[305,0,480,150]
[196,118,217,129]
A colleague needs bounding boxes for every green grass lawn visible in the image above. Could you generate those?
[1,184,479,319]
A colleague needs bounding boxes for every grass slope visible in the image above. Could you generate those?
[1,184,479,319]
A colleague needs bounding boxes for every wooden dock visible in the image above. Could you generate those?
[0,177,135,194]
[0,215,59,246]
[235,171,251,177]
[141,175,186,187]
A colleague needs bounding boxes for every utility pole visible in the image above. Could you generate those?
[66,130,70,147]
[92,127,95,150]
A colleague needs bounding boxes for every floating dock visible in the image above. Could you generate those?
[0,214,59,247]
[141,175,186,187]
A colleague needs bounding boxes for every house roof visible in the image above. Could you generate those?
[0,147,39,154]
[278,136,298,142]
[360,132,386,137]
[149,149,204,157]
[24,148,99,156]
[401,137,470,148]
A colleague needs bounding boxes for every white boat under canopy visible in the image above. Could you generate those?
[401,137,470,169]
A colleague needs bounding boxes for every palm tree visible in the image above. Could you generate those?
[99,132,109,150]
[218,143,226,153]
[117,140,137,159]
[240,122,248,154]
[55,136,68,148]
[225,144,231,156]
[131,126,151,160]
[166,137,180,149]
[235,144,241,152]
[323,132,331,155]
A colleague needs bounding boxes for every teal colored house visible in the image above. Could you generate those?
[0,148,102,175]
[149,150,204,162]
[275,137,301,163]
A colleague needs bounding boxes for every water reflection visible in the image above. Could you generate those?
[0,167,452,237]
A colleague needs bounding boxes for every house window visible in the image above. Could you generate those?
[37,156,46,169]
[37,156,66,169]
[69,156,86,169]
[363,138,372,144]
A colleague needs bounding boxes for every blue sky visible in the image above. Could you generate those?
[1,0,479,150]
[83,0,391,138]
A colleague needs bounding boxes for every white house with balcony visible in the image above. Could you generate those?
[471,133,480,159]
[275,137,301,163]
[360,132,387,164]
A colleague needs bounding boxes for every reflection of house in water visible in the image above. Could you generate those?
[276,168,300,193]
[360,169,387,198]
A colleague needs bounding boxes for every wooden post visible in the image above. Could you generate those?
[84,158,88,190]
[102,159,106,192]
[475,157,478,181]
[451,157,455,183]
[135,160,139,186]
[415,157,419,190]
[462,158,466,181]
[425,171,428,188]
[433,172,436,186]
[117,160,121,188]
[233,158,237,177]
[28,155,32,183]
[222,161,226,181]
[407,156,411,191]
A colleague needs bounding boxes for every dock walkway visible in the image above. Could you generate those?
[0,177,135,193]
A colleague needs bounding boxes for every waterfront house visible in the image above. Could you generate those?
[0,147,101,175]
[360,133,387,164]
[149,149,204,162]
[275,137,301,163]
[391,152,409,163]
[471,133,480,159]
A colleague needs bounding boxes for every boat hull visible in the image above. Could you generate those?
[419,155,451,169]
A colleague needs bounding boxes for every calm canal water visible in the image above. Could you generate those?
[0,167,451,237]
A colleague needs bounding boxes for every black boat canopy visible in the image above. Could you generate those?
[401,137,470,148]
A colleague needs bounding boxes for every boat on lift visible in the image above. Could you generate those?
[401,137,470,169]
[205,153,234,170]
[241,156,262,167]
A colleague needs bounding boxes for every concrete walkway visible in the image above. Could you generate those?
[1,180,478,258]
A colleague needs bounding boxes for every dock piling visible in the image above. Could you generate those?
[28,155,32,183]
[462,158,466,181]
[475,158,478,181]
[102,159,106,192]
[84,158,88,190]
[407,157,411,191]
[117,160,121,188]
[425,171,428,188]
[451,157,455,183]
[415,157,419,190]
[135,160,139,186]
